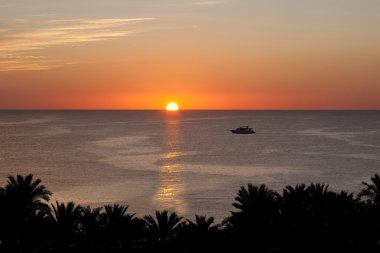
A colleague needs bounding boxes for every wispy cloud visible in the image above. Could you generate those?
[0,58,54,72]
[0,17,154,72]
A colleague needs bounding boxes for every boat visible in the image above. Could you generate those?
[230,126,255,134]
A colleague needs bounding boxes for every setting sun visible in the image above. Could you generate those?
[166,102,179,111]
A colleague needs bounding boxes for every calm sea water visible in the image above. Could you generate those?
[0,110,380,220]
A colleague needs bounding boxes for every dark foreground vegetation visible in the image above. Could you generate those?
[1,174,380,253]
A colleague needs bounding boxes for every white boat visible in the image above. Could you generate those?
[230,126,255,134]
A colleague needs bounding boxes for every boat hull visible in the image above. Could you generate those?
[230,130,255,134]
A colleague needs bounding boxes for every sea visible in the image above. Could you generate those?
[0,110,380,221]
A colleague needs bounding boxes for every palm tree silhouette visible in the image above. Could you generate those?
[101,204,135,237]
[0,174,52,252]
[50,201,82,234]
[4,174,51,220]
[306,183,333,222]
[307,183,329,197]
[102,204,131,224]
[226,184,281,250]
[187,215,218,234]
[332,191,358,215]
[359,173,380,205]
[185,215,220,249]
[232,184,280,214]
[281,184,310,252]
[143,210,183,243]
[1,174,52,244]
[358,174,380,251]
[229,184,280,225]
[4,173,380,252]
[79,206,102,236]
[329,191,360,233]
[283,184,308,202]
[101,204,145,251]
[282,184,309,219]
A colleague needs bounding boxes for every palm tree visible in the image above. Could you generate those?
[232,184,280,213]
[187,215,218,234]
[143,210,183,243]
[307,183,329,197]
[306,183,334,221]
[305,183,347,252]
[101,204,135,238]
[332,191,358,214]
[282,184,309,215]
[2,174,51,239]
[50,201,82,234]
[102,204,131,224]
[175,215,220,251]
[359,173,380,205]
[101,204,146,251]
[329,191,360,232]
[0,175,51,252]
[225,184,281,250]
[281,184,310,251]
[283,184,308,202]
[358,174,380,250]
[229,184,280,226]
[79,206,102,236]
[4,174,51,220]
[186,215,219,246]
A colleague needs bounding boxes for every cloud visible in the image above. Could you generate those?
[0,59,54,72]
[0,17,154,72]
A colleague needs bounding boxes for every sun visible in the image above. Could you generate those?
[166,102,179,111]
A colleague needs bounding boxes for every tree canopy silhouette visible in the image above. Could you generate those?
[359,173,380,205]
[144,210,184,243]
[0,173,380,253]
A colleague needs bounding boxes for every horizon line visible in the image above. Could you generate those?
[0,109,380,111]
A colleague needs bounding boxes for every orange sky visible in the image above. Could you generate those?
[0,0,379,109]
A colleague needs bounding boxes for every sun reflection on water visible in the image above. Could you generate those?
[154,116,187,214]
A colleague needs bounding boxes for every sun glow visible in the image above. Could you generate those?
[166,102,179,111]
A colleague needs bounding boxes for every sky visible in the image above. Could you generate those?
[0,0,379,109]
